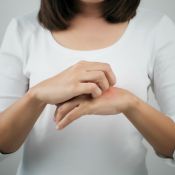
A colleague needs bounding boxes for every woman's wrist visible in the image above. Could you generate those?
[122,92,140,115]
[26,88,47,107]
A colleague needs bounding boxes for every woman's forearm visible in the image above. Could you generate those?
[0,89,46,154]
[123,95,175,158]
[0,61,117,154]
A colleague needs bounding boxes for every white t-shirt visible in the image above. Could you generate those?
[0,7,175,175]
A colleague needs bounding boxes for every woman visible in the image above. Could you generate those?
[0,0,175,175]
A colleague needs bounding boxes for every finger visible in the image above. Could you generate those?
[80,70,110,91]
[55,99,80,123]
[85,61,117,86]
[54,95,90,122]
[76,82,102,98]
[56,106,83,130]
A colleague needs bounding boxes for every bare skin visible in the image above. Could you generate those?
[0,0,120,153]
[55,87,175,158]
[0,60,116,153]
[51,1,129,51]
[0,0,175,159]
[53,0,175,158]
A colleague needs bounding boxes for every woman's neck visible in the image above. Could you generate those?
[79,1,103,18]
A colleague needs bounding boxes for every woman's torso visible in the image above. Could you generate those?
[16,7,163,175]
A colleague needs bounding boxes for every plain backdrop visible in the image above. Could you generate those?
[0,0,175,175]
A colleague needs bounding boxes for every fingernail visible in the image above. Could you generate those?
[56,124,63,130]
[56,124,60,130]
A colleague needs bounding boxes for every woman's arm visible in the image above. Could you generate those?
[0,61,116,154]
[0,18,117,155]
[54,87,175,158]
[123,94,175,158]
[54,15,175,159]
[0,90,46,154]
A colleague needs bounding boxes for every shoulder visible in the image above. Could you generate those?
[136,7,164,26]
[1,11,45,65]
[133,7,175,33]
[9,10,44,37]
[140,8,175,80]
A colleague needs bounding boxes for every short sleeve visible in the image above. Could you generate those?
[147,15,175,166]
[0,19,29,160]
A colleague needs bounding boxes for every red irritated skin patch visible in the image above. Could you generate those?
[87,86,131,115]
[101,86,118,98]
[96,86,129,104]
[55,86,133,129]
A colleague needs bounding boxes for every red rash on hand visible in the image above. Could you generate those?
[101,87,118,98]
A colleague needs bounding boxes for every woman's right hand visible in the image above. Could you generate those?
[30,60,116,105]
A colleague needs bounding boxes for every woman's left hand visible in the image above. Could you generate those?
[54,86,135,130]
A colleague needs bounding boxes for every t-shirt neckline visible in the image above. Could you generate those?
[46,16,136,54]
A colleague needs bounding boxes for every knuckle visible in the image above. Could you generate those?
[97,71,105,79]
[103,63,111,71]
[89,83,97,91]
[73,60,87,70]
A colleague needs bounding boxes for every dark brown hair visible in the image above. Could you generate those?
[38,0,140,31]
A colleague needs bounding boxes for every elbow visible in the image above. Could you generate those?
[154,143,175,159]
[0,130,19,155]
[0,113,20,154]
[156,150,175,159]
[0,135,19,154]
[0,148,17,155]
[0,141,19,155]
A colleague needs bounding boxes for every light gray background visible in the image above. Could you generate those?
[0,0,175,175]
